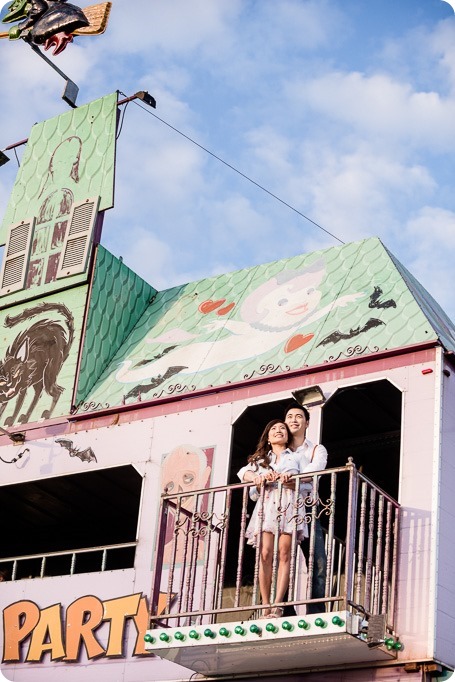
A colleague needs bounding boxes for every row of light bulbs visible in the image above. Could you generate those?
[144,615,347,645]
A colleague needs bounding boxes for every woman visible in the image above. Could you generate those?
[240,419,306,618]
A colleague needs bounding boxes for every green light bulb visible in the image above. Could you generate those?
[393,641,403,651]
[282,621,293,631]
[266,622,278,633]
[189,630,200,640]
[204,628,216,639]
[144,633,155,644]
[234,625,246,636]
[175,631,185,641]
[250,623,262,635]
[219,627,231,638]
[298,619,310,630]
[384,637,394,647]
[332,616,345,627]
[159,632,170,642]
[315,618,327,628]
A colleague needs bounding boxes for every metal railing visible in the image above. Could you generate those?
[150,459,400,632]
[0,542,137,580]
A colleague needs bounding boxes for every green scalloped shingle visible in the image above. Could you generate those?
[77,246,155,403]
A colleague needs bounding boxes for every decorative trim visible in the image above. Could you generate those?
[152,383,197,399]
[324,345,380,363]
[243,363,292,381]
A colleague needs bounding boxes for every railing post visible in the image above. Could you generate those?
[324,472,337,604]
[344,457,358,611]
[215,488,232,618]
[234,486,249,608]
[150,497,169,620]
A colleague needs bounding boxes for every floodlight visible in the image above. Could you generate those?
[0,150,10,167]
[292,385,326,408]
[135,91,157,108]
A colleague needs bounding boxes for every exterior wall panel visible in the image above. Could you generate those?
[434,356,455,666]
[0,351,446,680]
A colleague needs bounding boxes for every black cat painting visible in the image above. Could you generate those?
[0,302,74,426]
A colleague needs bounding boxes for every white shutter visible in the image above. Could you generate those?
[56,196,100,279]
[0,218,35,296]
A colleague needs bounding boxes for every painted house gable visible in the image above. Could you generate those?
[80,236,452,413]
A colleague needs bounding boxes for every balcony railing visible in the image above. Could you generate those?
[0,542,137,580]
[151,458,400,638]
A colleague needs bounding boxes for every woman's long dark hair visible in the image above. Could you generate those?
[247,419,292,471]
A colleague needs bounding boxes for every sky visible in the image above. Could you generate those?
[1,0,455,320]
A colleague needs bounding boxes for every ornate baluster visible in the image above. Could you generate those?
[355,481,368,605]
[235,486,249,608]
[325,472,337,604]
[215,488,232,618]
[288,475,300,603]
[389,505,400,628]
[175,498,189,616]
[373,494,385,614]
[185,494,200,617]
[305,478,317,602]
[252,486,266,609]
[344,458,358,608]
[200,490,215,614]
[382,500,393,615]
[270,481,282,604]
[364,486,376,612]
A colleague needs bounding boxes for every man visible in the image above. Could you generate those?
[284,401,328,615]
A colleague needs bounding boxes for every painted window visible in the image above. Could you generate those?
[0,218,35,296]
[56,196,100,278]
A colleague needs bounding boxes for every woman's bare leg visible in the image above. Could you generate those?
[259,532,274,611]
[275,533,292,604]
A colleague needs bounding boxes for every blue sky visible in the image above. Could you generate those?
[1,0,455,320]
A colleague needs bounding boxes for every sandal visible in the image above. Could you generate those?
[259,608,272,619]
[270,607,283,618]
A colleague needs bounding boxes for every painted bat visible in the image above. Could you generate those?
[369,286,396,310]
[317,318,385,347]
[55,438,97,463]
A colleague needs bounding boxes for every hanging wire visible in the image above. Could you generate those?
[123,98,344,245]
[116,99,130,140]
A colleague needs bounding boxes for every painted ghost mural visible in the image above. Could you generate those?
[115,260,363,392]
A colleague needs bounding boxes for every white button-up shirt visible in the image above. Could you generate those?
[237,439,328,499]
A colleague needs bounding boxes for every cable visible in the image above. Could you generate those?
[116,99,129,140]
[129,99,344,245]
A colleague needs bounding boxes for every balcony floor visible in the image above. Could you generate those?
[145,612,396,676]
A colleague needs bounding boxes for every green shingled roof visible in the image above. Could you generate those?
[77,237,454,412]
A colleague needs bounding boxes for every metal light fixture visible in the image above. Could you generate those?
[292,385,326,408]
[0,150,10,167]
[0,425,25,444]
[135,90,157,109]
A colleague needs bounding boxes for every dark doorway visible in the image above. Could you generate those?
[229,398,291,484]
[321,379,402,500]
[226,380,402,590]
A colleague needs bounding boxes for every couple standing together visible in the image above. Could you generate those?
[237,402,328,618]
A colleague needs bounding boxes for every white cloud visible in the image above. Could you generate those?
[100,0,241,55]
[403,206,455,320]
[287,70,455,153]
